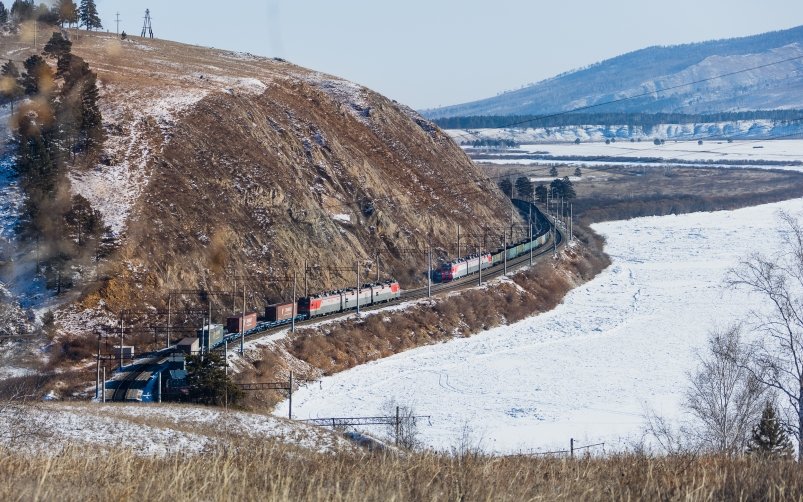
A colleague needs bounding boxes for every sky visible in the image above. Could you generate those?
[89,0,803,110]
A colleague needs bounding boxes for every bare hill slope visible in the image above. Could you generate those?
[7,30,516,322]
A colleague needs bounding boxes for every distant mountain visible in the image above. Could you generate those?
[423,25,803,119]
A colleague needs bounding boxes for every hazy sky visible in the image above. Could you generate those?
[92,1,803,110]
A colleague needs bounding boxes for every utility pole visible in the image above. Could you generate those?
[288,371,294,420]
[115,12,121,36]
[291,272,297,334]
[503,230,508,275]
[356,260,361,314]
[119,312,124,370]
[95,335,101,400]
[376,253,380,283]
[478,247,483,286]
[241,280,246,354]
[529,205,534,266]
[141,9,154,38]
[457,225,461,258]
[570,437,575,458]
[427,246,432,298]
[102,366,106,403]
[166,295,171,348]
[303,259,308,297]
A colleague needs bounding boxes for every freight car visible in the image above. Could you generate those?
[265,302,296,322]
[226,313,257,334]
[197,324,224,350]
[437,232,549,282]
[298,281,401,318]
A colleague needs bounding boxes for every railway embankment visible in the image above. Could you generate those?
[237,223,609,410]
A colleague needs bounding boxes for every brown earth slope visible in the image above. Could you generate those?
[3,28,519,326]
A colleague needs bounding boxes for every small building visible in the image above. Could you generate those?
[176,337,199,355]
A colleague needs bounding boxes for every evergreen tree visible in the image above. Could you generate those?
[78,0,101,30]
[747,401,794,458]
[498,178,513,198]
[574,167,582,177]
[55,0,77,27]
[185,352,242,406]
[534,184,548,203]
[515,175,533,200]
[0,60,23,112]
[0,2,8,24]
[21,54,53,96]
[549,165,558,177]
[43,32,72,59]
[10,0,33,22]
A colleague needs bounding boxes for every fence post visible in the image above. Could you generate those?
[395,406,400,446]
[570,437,574,458]
[288,371,293,420]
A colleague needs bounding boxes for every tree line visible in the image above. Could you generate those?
[0,1,101,30]
[0,31,113,293]
[435,110,803,130]
[498,170,578,203]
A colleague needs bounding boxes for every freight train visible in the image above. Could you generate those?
[435,232,549,282]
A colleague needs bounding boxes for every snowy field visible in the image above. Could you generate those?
[467,139,803,171]
[277,198,803,454]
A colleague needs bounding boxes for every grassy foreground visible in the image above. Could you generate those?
[2,444,802,501]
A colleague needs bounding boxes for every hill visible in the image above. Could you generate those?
[0,28,518,334]
[423,25,803,119]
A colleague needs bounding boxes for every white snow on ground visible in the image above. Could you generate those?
[277,198,803,454]
[466,139,803,172]
[0,403,359,456]
[301,72,371,124]
[448,120,803,144]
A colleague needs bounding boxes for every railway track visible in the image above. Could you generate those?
[249,221,564,334]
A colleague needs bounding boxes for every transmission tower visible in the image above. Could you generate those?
[141,9,154,39]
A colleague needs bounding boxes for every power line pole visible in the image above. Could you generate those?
[240,280,246,354]
[291,272,297,334]
[141,9,153,38]
[427,245,432,298]
[356,260,361,314]
[115,12,121,36]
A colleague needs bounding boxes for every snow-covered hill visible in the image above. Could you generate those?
[424,25,803,119]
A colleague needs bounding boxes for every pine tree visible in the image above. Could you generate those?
[185,352,242,406]
[498,178,513,198]
[21,54,53,96]
[549,165,558,177]
[43,32,72,59]
[534,184,548,203]
[0,2,8,24]
[515,176,533,200]
[78,0,100,30]
[0,60,23,112]
[747,401,794,458]
[574,167,582,177]
[10,0,33,22]
[56,0,77,28]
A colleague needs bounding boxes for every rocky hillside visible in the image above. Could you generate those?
[1,29,518,331]
[424,25,803,119]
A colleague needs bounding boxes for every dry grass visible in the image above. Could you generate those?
[1,444,801,501]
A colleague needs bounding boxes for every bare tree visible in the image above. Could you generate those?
[727,211,803,460]
[382,399,421,450]
[683,325,766,454]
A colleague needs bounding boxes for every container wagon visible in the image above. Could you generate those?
[226,313,258,334]
[265,302,296,322]
[196,324,224,350]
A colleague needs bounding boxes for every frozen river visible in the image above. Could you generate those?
[277,198,803,453]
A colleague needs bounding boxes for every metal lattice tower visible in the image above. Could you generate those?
[141,9,154,39]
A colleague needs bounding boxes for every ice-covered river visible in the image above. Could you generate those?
[276,198,803,454]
